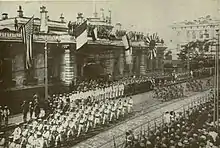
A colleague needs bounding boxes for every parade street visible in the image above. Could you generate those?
[5,77,210,131]
[70,78,211,148]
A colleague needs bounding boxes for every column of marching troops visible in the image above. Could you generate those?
[5,81,134,148]
[153,84,184,102]
[123,90,220,148]
[153,78,212,102]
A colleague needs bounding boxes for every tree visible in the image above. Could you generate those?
[177,39,215,69]
[164,50,172,60]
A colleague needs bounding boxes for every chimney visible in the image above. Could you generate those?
[17,6,23,17]
[40,6,48,33]
[77,13,83,24]
[60,13,64,23]
[100,8,105,21]
[2,13,8,20]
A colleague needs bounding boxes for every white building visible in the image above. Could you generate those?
[170,15,219,59]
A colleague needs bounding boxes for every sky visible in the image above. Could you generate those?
[0,0,218,41]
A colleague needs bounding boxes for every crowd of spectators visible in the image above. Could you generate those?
[122,91,220,148]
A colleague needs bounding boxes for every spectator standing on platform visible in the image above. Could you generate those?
[34,101,40,119]
[2,106,10,126]
[21,101,28,122]
[33,94,40,118]
[29,102,34,119]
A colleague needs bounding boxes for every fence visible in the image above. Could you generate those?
[99,89,212,148]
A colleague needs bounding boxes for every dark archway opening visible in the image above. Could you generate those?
[83,63,107,80]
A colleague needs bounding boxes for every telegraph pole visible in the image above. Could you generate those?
[44,40,48,100]
[216,29,219,130]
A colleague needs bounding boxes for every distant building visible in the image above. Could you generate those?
[170,15,219,58]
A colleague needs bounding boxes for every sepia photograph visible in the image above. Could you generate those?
[0,0,219,147]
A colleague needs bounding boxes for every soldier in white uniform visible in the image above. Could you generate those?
[77,115,84,137]
[85,112,94,133]
[117,101,123,120]
[34,132,44,148]
[94,109,100,128]
[12,125,21,142]
[128,97,133,113]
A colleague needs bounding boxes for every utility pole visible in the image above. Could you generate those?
[44,40,48,101]
[216,29,219,130]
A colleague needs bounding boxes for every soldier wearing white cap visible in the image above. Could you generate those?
[12,125,21,142]
[34,132,44,148]
[27,132,35,148]
[94,109,101,128]
[42,126,50,147]
[122,100,128,117]
[77,115,85,137]
[102,106,109,125]
[66,122,74,140]
[85,112,94,133]
[117,101,123,120]
[110,103,116,122]
[128,97,133,113]
[55,126,63,147]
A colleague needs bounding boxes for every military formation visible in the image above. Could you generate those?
[153,84,184,102]
[186,79,204,92]
[8,80,134,148]
[123,91,220,148]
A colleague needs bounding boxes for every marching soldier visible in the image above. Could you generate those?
[94,109,100,128]
[102,106,109,125]
[117,101,123,120]
[128,97,133,113]
[77,115,85,137]
[85,112,94,133]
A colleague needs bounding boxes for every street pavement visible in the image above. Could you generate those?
[72,89,211,148]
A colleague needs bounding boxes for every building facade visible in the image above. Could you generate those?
[0,6,166,111]
[171,15,219,58]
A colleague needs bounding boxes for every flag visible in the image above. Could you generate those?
[91,27,98,41]
[122,34,132,64]
[21,16,34,69]
[145,34,157,59]
[75,21,87,50]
